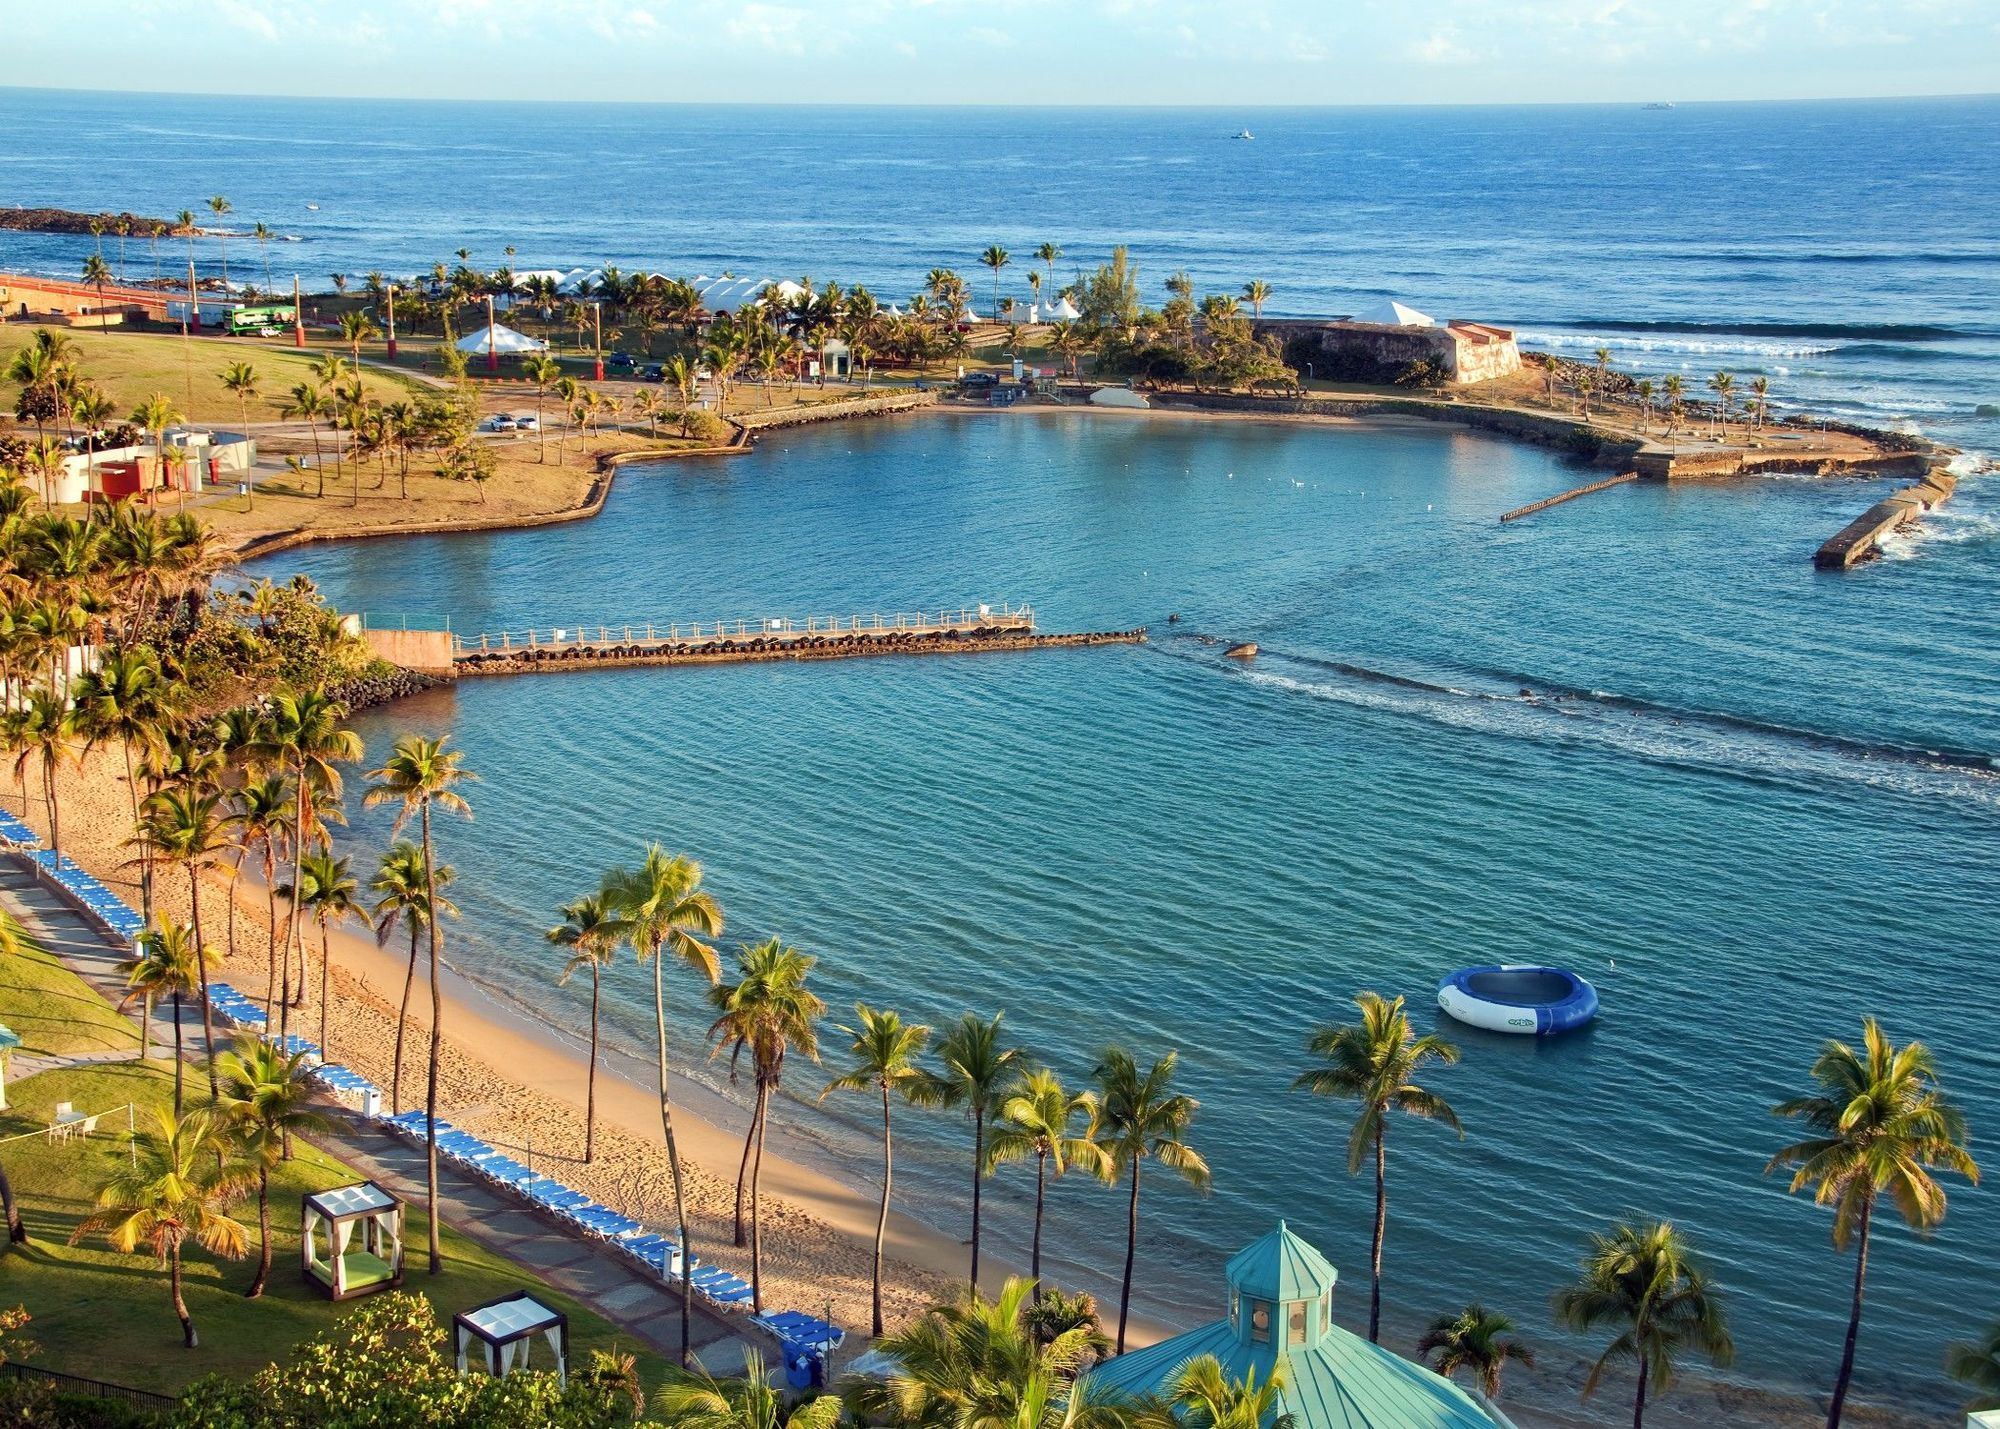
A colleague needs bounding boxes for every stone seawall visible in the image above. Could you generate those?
[735,390,940,432]
[455,626,1144,676]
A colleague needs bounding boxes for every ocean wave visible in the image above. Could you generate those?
[1517,331,1840,359]
[1534,318,1984,341]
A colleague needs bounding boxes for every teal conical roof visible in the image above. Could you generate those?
[1226,1220,1338,1302]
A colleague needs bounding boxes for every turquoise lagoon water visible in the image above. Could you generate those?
[252,411,2000,1414]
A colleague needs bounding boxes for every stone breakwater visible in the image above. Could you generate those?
[332,663,451,710]
[454,626,1146,676]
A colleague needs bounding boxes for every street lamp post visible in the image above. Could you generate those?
[386,283,398,360]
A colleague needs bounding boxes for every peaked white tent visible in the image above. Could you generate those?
[1354,300,1435,328]
[1044,295,1081,322]
[456,323,548,355]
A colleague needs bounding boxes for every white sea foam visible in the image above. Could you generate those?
[1518,330,1841,359]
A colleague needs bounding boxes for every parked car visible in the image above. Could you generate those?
[607,351,636,371]
[512,414,540,431]
[641,364,665,383]
[960,370,999,389]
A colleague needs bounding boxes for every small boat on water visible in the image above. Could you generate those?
[305,202,319,210]
[1438,964,1599,1035]
[1234,129,1254,140]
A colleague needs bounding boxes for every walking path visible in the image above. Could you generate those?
[0,852,751,1367]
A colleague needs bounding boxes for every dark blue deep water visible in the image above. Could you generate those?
[10,89,1998,1417]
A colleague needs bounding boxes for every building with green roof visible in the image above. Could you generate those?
[1083,1222,1516,1429]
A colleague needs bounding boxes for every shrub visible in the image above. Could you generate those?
[1561,426,1606,460]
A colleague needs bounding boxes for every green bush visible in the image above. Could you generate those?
[1561,426,1606,460]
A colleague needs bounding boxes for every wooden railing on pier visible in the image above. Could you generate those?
[1499,471,1638,523]
[452,604,1034,656]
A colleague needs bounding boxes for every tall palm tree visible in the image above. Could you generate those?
[1767,1018,1979,1429]
[1166,1354,1291,1429]
[213,1032,333,1297]
[338,311,379,374]
[986,1068,1111,1304]
[654,1347,842,1429]
[206,196,232,286]
[364,734,474,1276]
[825,1004,932,1336]
[252,222,273,293]
[1242,280,1272,320]
[1749,375,1771,429]
[547,883,626,1165]
[73,644,177,925]
[980,246,1011,323]
[82,253,113,330]
[1036,242,1062,293]
[226,771,290,1030]
[1948,1319,2000,1414]
[1707,371,1734,437]
[1093,1046,1210,1352]
[609,844,720,1364]
[219,361,259,444]
[71,1107,251,1348]
[1662,374,1686,435]
[1293,991,1461,1342]
[13,688,75,857]
[1553,1220,1733,1429]
[294,849,358,1059]
[522,354,561,462]
[130,787,228,1098]
[281,383,330,499]
[913,1011,1021,1291]
[116,923,209,1115]
[370,840,456,1118]
[130,392,184,501]
[707,937,823,1308]
[1417,1304,1536,1402]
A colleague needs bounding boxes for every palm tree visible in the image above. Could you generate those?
[654,1347,842,1429]
[707,937,823,1308]
[1662,374,1686,435]
[294,849,358,1059]
[609,844,721,1363]
[116,923,208,1115]
[547,884,626,1165]
[1707,371,1734,437]
[219,361,259,443]
[82,253,113,329]
[913,1012,1021,1290]
[213,1032,333,1297]
[339,311,378,373]
[1417,1304,1536,1402]
[370,840,456,1118]
[1595,346,1614,396]
[206,196,232,286]
[1749,375,1771,429]
[364,734,474,1276]
[1553,1220,1734,1429]
[1242,280,1272,320]
[824,1004,932,1336]
[1093,1046,1210,1352]
[69,1106,251,1348]
[226,772,290,1029]
[282,383,330,499]
[1036,242,1062,293]
[73,644,177,924]
[980,245,1011,324]
[130,787,228,1098]
[130,392,184,501]
[252,222,273,293]
[13,688,75,857]
[1166,1354,1291,1429]
[986,1068,1111,1304]
[1635,379,1655,432]
[1294,991,1461,1342]
[1948,1319,2000,1413]
[1767,1018,1979,1429]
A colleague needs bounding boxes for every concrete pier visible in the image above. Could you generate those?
[1813,469,1959,569]
[1499,472,1637,522]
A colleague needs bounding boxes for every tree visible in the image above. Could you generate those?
[1749,375,1771,429]
[986,1068,1111,1304]
[547,883,627,1165]
[226,772,291,1033]
[1293,991,1461,1342]
[1093,1046,1210,1352]
[1554,1221,1732,1429]
[1417,1304,1536,1401]
[282,383,330,498]
[1242,280,1271,320]
[370,840,456,1118]
[339,311,379,373]
[206,196,232,286]
[707,937,823,1308]
[82,253,113,329]
[13,688,75,857]
[70,1106,251,1349]
[116,922,208,1115]
[609,844,720,1363]
[654,1346,842,1429]
[824,1003,932,1336]
[1707,371,1734,437]
[130,787,228,1098]
[364,734,474,1275]
[130,391,185,502]
[980,245,1011,324]
[913,1012,1021,1291]
[219,361,259,442]
[1166,1353,1291,1429]
[1948,1319,2000,1414]
[294,849,358,1059]
[73,644,178,925]
[1036,242,1063,292]
[213,1032,334,1297]
[1768,1018,1979,1429]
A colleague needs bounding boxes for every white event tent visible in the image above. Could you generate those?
[455,323,548,355]
[1353,299,1435,328]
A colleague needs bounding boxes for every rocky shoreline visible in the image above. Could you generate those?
[331,663,451,711]
[0,205,177,236]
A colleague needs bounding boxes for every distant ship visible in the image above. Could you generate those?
[305,202,319,210]
[1643,102,1675,110]
[1234,129,1254,140]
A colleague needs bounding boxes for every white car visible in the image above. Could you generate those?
[512,415,540,431]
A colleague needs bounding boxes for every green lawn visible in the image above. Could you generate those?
[0,936,140,1059]
[0,950,668,1397]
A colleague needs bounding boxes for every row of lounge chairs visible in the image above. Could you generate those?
[24,849,144,941]
[0,810,40,847]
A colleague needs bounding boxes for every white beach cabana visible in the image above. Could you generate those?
[454,1293,569,1386]
[455,323,548,355]
[1044,295,1081,322]
[691,275,806,316]
[1353,299,1435,328]
[301,1181,405,1301]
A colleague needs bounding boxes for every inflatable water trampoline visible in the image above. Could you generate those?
[1437,965,1599,1036]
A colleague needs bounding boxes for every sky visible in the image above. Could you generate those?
[9,0,1999,105]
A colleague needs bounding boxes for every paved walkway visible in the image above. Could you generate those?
[0,851,753,1367]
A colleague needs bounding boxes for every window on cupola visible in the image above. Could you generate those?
[1287,1302,1308,1345]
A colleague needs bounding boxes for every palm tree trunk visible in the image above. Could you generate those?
[170,988,185,1115]
[0,1158,24,1243]
[138,993,152,1060]
[43,750,60,857]
[393,924,417,1115]
[172,1242,196,1348]
[1369,1125,1387,1343]
[421,802,443,1275]
[1030,1149,1047,1303]
[969,1108,985,1291]
[263,861,279,1027]
[190,870,218,1100]
[750,1082,770,1311]
[584,968,599,1164]
[652,948,694,1367]
[870,1082,891,1337]
[1633,1352,1648,1429]
[247,1165,271,1297]
[1826,1200,1873,1429]
[225,847,246,965]
[123,742,152,927]
[1117,1157,1141,1353]
[283,778,312,1033]
[733,1095,758,1247]
[319,923,331,1061]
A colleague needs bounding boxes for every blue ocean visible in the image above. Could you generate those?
[8,89,2000,1419]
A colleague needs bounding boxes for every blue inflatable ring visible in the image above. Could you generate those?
[1437,964,1598,1036]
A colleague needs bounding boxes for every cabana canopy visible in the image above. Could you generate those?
[455,323,548,355]
[455,1293,569,1386]
[302,1181,404,1300]
[1353,299,1435,328]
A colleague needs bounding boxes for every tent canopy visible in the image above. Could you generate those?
[1353,299,1434,328]
[456,323,548,355]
